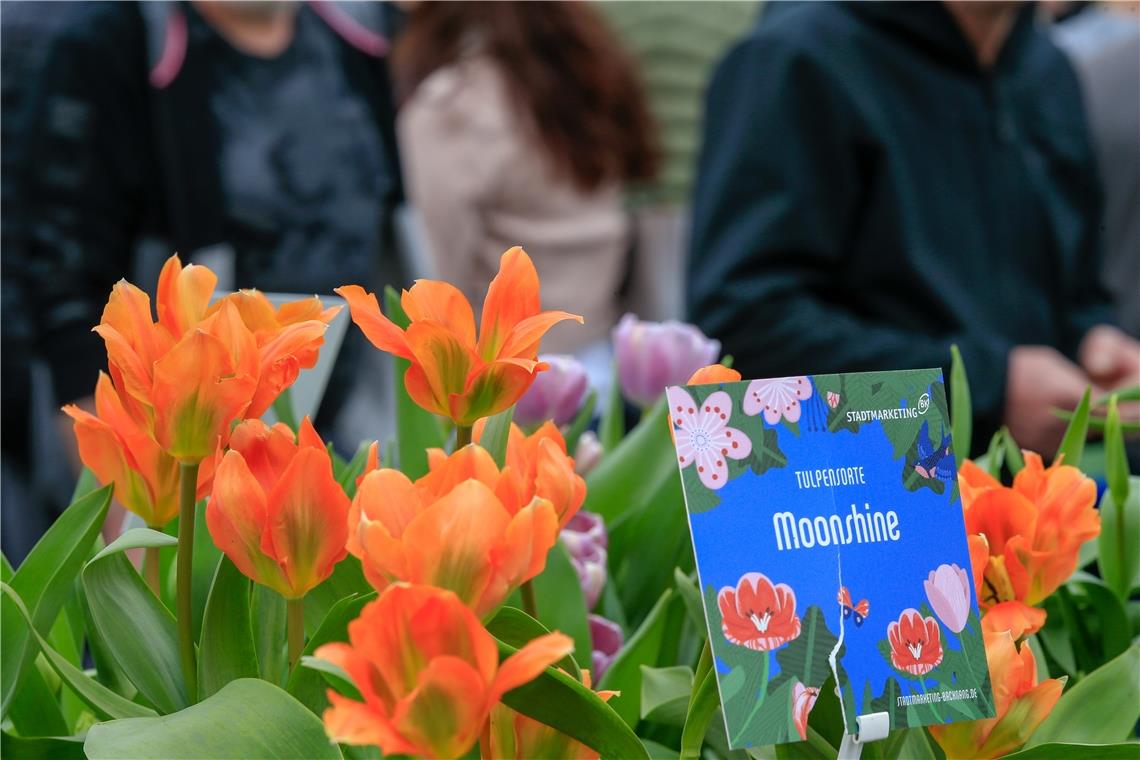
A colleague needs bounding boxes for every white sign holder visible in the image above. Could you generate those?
[837,711,890,760]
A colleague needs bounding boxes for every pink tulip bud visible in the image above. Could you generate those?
[514,354,590,428]
[613,314,721,408]
[923,563,972,634]
[589,614,624,680]
[560,510,608,610]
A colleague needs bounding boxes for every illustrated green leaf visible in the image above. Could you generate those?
[198,557,258,699]
[1055,388,1091,469]
[496,638,649,759]
[599,589,674,727]
[385,287,445,479]
[1027,643,1140,746]
[949,344,972,461]
[84,678,342,759]
[82,536,187,714]
[0,582,155,721]
[0,484,111,717]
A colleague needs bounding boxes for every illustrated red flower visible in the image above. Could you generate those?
[887,608,944,676]
[717,572,801,651]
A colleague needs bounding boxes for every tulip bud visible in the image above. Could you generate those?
[589,615,624,681]
[560,511,608,610]
[573,431,603,476]
[515,354,590,428]
[613,314,720,408]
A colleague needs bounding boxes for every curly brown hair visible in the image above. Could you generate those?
[392,2,659,192]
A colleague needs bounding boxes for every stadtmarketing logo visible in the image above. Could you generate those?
[917,393,931,415]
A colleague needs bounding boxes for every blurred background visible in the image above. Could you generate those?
[2,0,1137,562]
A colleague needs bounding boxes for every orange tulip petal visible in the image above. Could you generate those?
[534,437,586,528]
[207,450,287,593]
[491,632,575,702]
[213,290,279,335]
[100,280,174,369]
[489,498,560,612]
[405,321,482,414]
[324,692,417,754]
[449,358,541,427]
[246,320,329,417]
[66,409,161,525]
[92,323,155,407]
[391,656,490,759]
[968,534,989,604]
[497,310,584,360]
[417,444,502,502]
[277,296,340,326]
[263,447,350,598]
[981,601,1047,639]
[687,364,742,385]
[152,329,256,462]
[156,255,217,338]
[964,489,1036,555]
[400,480,511,610]
[335,285,412,360]
[478,247,542,360]
[355,468,423,537]
[401,280,477,348]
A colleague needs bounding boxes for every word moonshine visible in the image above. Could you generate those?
[773,502,901,551]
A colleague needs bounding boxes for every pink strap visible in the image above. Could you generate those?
[148,6,187,89]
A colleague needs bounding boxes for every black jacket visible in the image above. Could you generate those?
[9,2,404,407]
[688,2,1114,452]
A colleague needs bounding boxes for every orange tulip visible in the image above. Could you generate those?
[317,584,573,759]
[347,444,560,616]
[63,372,212,527]
[210,289,339,417]
[207,417,349,598]
[482,669,616,760]
[929,630,1063,759]
[962,452,1099,612]
[687,364,742,385]
[336,247,583,426]
[472,420,586,529]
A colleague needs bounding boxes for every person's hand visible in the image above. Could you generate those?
[1079,324,1140,390]
[1004,346,1099,455]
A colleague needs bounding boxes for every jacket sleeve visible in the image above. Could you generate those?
[687,33,1011,436]
[20,12,150,405]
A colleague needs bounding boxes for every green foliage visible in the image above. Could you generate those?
[585,397,676,523]
[496,637,649,759]
[1055,388,1091,468]
[641,665,694,725]
[600,590,676,727]
[680,666,720,759]
[563,388,597,453]
[487,606,581,681]
[1098,480,1140,601]
[1006,743,1140,759]
[84,679,342,759]
[82,531,187,714]
[1027,644,1140,747]
[286,592,375,714]
[949,345,972,461]
[531,543,592,669]
[0,485,112,716]
[480,404,515,467]
[600,364,626,453]
[197,557,258,699]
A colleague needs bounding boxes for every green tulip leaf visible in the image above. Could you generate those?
[1054,388,1092,469]
[286,591,375,714]
[599,589,675,727]
[198,556,258,699]
[487,605,581,681]
[531,542,592,669]
[640,664,694,725]
[84,678,342,759]
[949,344,972,461]
[1027,643,1140,746]
[1005,742,1140,759]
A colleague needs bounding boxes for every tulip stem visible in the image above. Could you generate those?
[455,425,472,450]
[144,542,162,597]
[287,597,306,671]
[176,462,200,704]
[521,580,538,618]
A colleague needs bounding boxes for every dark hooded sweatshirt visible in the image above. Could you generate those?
[688,2,1113,454]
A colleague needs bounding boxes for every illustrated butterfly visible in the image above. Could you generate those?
[913,420,953,481]
[837,587,870,626]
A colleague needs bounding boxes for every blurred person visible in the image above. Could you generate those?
[688,1,1139,456]
[4,1,403,556]
[599,1,759,322]
[1050,2,1140,336]
[390,1,658,390]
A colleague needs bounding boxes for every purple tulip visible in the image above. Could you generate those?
[514,354,590,428]
[589,614,624,680]
[613,314,721,407]
[573,431,603,476]
[923,563,971,633]
[560,510,608,610]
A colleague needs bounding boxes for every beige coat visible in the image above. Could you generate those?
[397,56,630,353]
